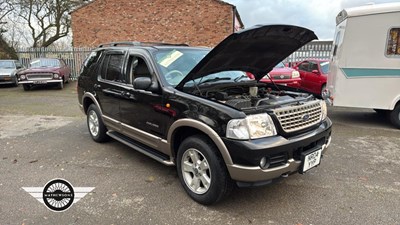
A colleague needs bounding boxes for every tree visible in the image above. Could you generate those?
[15,0,87,47]
[0,0,14,34]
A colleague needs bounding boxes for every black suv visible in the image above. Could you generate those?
[78,25,332,205]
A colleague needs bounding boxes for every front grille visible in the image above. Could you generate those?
[273,100,322,133]
[26,73,53,80]
[271,74,291,80]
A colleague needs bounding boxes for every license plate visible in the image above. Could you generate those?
[301,149,322,173]
[33,80,47,84]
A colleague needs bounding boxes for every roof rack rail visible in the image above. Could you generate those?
[98,41,189,48]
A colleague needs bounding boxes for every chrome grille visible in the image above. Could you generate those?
[26,73,53,80]
[273,100,322,133]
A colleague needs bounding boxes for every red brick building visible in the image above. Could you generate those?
[71,0,244,47]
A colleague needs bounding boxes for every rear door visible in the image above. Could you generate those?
[96,50,127,130]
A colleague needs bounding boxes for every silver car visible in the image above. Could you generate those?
[0,60,24,86]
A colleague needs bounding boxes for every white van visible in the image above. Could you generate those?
[326,3,400,128]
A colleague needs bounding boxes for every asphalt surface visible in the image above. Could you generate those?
[0,82,399,225]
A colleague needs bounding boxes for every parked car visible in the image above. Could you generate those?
[253,62,301,88]
[294,59,329,96]
[18,58,71,91]
[78,25,332,205]
[0,59,24,86]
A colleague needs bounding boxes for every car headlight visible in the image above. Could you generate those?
[53,73,59,79]
[320,100,327,121]
[292,70,300,78]
[226,113,277,140]
[20,75,26,80]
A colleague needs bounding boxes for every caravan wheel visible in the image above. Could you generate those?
[389,104,400,129]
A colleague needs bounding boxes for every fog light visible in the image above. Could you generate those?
[260,157,270,169]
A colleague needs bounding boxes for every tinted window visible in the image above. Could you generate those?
[81,51,102,77]
[101,54,125,82]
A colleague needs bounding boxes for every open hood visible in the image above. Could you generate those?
[176,24,317,89]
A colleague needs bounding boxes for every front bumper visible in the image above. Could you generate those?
[0,76,17,84]
[19,80,62,84]
[224,118,332,183]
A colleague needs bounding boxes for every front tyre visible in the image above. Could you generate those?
[389,104,400,129]
[177,135,233,205]
[87,104,109,142]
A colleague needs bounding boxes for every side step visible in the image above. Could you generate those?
[107,131,174,166]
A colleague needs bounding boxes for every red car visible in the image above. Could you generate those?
[294,59,329,96]
[248,62,301,88]
[18,58,71,91]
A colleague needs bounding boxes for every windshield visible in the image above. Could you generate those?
[0,61,15,69]
[320,61,330,74]
[274,62,285,68]
[154,48,250,86]
[30,59,60,68]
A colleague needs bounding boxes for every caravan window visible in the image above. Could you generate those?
[386,28,400,57]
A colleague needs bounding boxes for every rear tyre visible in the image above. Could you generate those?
[23,84,30,91]
[176,135,233,205]
[87,104,109,142]
[389,104,400,129]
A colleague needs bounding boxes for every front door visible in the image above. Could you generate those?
[119,55,171,151]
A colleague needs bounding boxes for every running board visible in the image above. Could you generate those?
[107,131,174,166]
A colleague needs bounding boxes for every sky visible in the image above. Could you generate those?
[224,0,400,40]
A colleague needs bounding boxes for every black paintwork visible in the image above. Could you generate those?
[78,25,331,176]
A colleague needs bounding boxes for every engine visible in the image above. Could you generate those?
[203,86,310,110]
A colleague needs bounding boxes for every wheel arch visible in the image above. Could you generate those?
[390,95,400,110]
[168,119,233,166]
[82,92,102,115]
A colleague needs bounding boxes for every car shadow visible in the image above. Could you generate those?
[328,106,396,130]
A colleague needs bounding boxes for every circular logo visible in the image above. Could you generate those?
[42,179,74,212]
[302,114,310,122]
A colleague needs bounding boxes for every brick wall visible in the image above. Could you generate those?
[71,0,235,47]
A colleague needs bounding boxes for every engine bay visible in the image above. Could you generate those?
[196,85,313,110]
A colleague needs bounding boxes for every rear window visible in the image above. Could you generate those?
[386,28,400,57]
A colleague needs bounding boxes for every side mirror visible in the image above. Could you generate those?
[133,77,152,90]
[312,70,320,74]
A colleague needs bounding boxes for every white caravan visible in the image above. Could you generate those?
[326,2,400,128]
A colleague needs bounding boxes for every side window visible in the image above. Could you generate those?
[15,62,22,69]
[101,53,126,82]
[81,51,102,77]
[386,28,400,57]
[310,62,318,71]
[298,62,309,71]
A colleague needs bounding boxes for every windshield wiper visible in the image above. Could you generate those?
[198,77,231,85]
[234,74,248,82]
